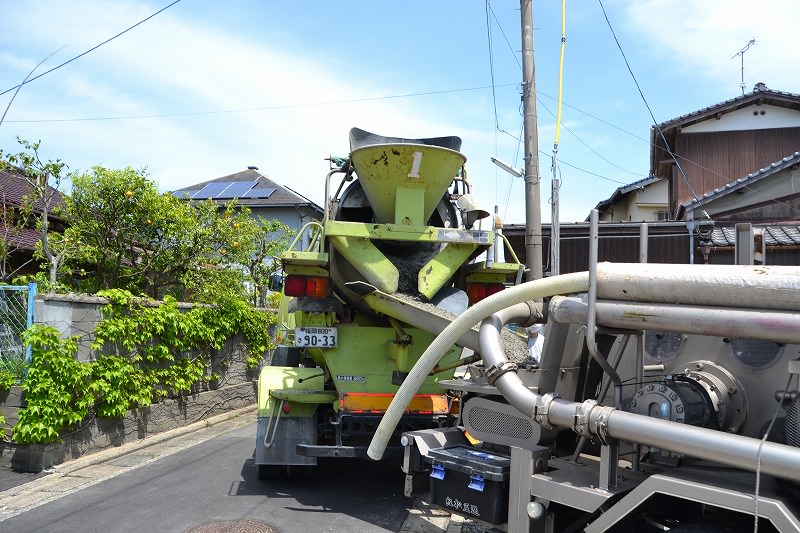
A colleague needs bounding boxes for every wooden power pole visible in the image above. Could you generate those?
[521,0,543,280]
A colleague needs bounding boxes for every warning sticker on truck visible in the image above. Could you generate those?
[336,375,366,382]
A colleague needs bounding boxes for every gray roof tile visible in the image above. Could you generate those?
[700,225,800,247]
[658,85,800,128]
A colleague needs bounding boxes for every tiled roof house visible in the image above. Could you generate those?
[172,167,323,247]
[0,167,66,279]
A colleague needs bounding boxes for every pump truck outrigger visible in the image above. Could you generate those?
[255,127,525,479]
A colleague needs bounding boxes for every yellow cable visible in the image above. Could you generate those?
[553,0,566,151]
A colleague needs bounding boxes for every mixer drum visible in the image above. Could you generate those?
[331,179,459,307]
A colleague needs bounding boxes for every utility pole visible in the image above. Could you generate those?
[521,0,543,280]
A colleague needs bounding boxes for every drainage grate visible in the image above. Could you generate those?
[185,519,280,533]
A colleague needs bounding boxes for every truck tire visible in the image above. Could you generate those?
[270,346,302,367]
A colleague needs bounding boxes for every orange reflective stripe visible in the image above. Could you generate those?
[340,393,449,415]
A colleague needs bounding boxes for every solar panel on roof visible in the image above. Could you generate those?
[190,187,209,199]
[216,181,256,199]
[192,182,229,199]
[242,187,276,199]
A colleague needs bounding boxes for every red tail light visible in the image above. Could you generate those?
[467,282,505,305]
[284,275,330,298]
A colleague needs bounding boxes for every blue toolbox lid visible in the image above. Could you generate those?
[425,446,510,482]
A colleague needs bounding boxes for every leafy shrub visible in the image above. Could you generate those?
[12,292,275,444]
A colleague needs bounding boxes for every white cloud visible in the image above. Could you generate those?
[3,0,798,226]
[623,0,800,93]
[2,2,484,204]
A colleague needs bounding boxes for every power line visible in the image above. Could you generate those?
[597,0,709,220]
[1,48,64,128]
[1,84,519,123]
[545,152,627,185]
[485,1,524,142]
[485,1,500,131]
[486,1,522,70]
[596,3,797,220]
[539,92,648,144]
[0,0,183,97]
[484,0,643,203]
[535,94,644,179]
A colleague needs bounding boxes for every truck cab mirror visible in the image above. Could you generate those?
[269,272,284,292]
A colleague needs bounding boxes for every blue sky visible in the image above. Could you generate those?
[1,0,797,224]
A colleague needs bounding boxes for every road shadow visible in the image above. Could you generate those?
[232,452,412,531]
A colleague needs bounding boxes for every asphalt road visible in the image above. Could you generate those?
[0,420,417,533]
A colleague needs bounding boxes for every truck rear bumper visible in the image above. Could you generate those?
[296,443,404,459]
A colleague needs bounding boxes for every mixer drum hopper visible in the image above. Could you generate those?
[348,127,466,226]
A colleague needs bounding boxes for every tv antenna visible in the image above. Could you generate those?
[732,38,756,95]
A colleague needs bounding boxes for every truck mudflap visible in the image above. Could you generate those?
[256,365,326,472]
[255,415,317,467]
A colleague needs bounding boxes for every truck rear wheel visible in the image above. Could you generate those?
[270,346,302,367]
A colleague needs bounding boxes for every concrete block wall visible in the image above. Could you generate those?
[35,293,196,362]
[0,294,271,472]
[0,382,258,472]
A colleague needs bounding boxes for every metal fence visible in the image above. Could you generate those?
[0,283,36,382]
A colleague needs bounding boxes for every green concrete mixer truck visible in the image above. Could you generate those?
[254,127,525,479]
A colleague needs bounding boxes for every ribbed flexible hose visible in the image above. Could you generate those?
[367,271,589,460]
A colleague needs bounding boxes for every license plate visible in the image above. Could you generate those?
[295,327,338,348]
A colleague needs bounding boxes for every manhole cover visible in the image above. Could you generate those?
[185,519,280,533]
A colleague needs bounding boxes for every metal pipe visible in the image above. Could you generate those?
[595,263,800,312]
[551,177,561,276]
[543,397,800,483]
[322,167,346,227]
[479,302,539,415]
[477,300,800,483]
[598,334,630,405]
[639,223,648,263]
[549,296,800,345]
[633,333,644,471]
[572,334,630,464]
[492,205,500,265]
[429,354,481,375]
[586,210,622,408]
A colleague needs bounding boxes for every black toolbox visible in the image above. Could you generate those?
[425,445,511,524]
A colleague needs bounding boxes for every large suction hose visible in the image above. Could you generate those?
[366,271,590,460]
